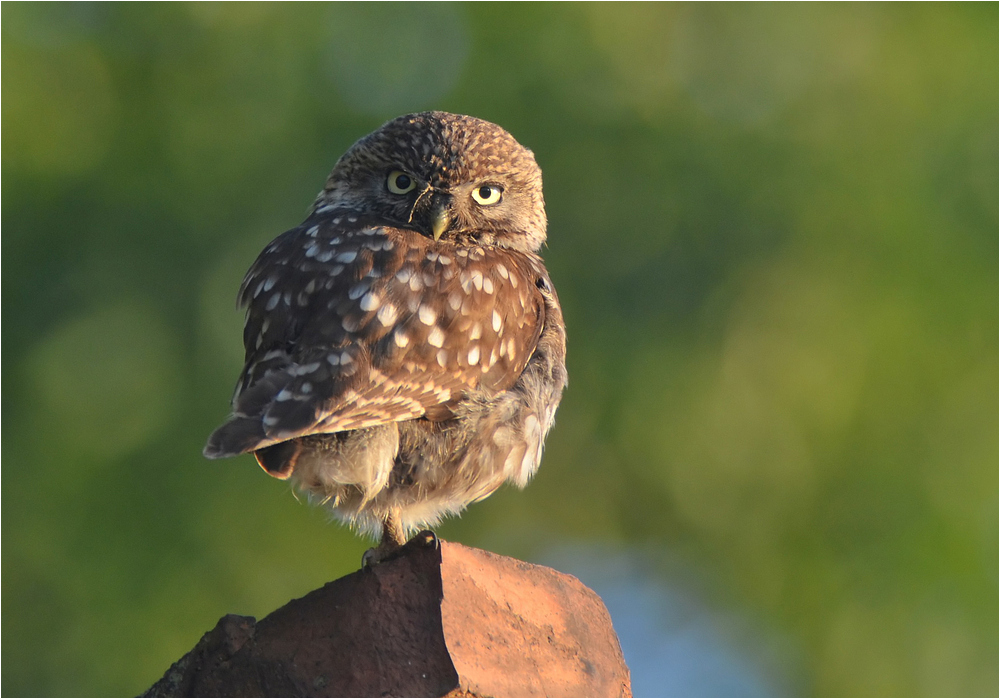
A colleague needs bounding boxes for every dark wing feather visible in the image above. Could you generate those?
[204,212,546,458]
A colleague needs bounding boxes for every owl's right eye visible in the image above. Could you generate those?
[387,170,417,194]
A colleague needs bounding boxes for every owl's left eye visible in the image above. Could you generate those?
[471,184,503,206]
[387,170,417,194]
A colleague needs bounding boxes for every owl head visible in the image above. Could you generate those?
[316,112,547,253]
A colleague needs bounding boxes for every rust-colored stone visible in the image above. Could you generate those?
[144,538,630,697]
[440,543,631,698]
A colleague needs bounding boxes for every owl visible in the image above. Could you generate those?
[204,112,567,562]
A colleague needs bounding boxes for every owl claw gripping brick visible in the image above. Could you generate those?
[205,112,567,562]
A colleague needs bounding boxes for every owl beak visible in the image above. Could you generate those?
[430,205,450,241]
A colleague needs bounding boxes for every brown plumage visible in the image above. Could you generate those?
[204,112,567,559]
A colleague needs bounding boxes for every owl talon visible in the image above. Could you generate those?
[412,530,439,549]
[361,546,384,568]
[361,542,401,567]
[361,530,439,567]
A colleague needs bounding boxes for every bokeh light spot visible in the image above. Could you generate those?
[27,303,182,461]
[2,41,117,176]
[670,4,821,126]
[323,4,469,116]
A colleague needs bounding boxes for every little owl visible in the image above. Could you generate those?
[204,112,567,562]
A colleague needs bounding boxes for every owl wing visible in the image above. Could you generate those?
[204,213,547,459]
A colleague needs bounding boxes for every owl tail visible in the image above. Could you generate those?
[202,416,268,460]
[204,415,303,481]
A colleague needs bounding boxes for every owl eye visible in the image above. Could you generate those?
[387,170,417,194]
[471,184,503,206]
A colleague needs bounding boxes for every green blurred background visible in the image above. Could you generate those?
[2,3,996,696]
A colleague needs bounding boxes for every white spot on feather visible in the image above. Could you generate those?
[470,270,484,291]
[418,304,436,325]
[377,303,398,325]
[427,327,445,348]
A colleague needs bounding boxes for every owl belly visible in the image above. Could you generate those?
[280,309,566,539]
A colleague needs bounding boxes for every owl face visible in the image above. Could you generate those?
[317,112,547,253]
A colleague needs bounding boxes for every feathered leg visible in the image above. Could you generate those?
[362,508,406,566]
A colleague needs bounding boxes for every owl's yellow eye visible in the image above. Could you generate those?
[471,184,503,206]
[387,170,417,194]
